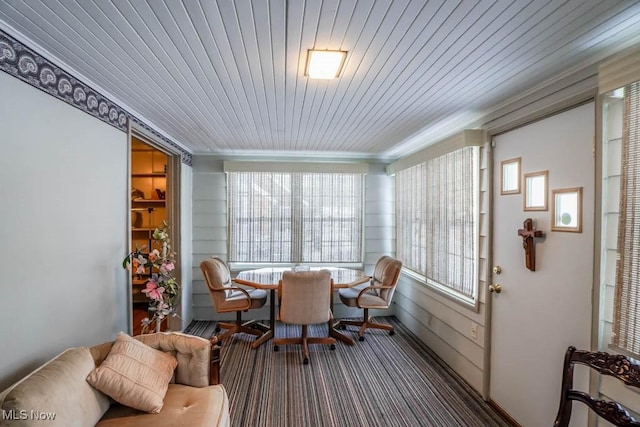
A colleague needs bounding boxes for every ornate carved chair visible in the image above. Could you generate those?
[273,270,336,365]
[200,257,268,344]
[335,256,402,341]
[554,346,640,427]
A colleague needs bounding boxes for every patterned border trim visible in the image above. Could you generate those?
[0,30,192,166]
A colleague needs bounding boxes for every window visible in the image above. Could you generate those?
[611,81,640,358]
[395,145,479,304]
[227,171,364,264]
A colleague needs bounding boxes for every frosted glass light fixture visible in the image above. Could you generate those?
[305,50,347,79]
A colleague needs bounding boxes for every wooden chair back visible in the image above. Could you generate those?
[554,346,640,426]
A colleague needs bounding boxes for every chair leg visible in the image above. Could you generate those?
[339,308,395,340]
[272,325,336,364]
[217,312,266,341]
[216,322,239,341]
[302,325,309,364]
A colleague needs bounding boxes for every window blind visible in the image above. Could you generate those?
[612,81,640,358]
[227,171,363,264]
[396,146,479,301]
[396,163,427,274]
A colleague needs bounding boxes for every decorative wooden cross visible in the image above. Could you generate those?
[517,218,544,271]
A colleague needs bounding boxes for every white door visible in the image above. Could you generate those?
[489,103,595,426]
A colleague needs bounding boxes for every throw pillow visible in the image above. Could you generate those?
[86,332,177,413]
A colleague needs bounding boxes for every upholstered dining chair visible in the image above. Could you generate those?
[200,257,268,344]
[273,270,336,364]
[336,256,402,341]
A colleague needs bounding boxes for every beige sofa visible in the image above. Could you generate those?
[0,332,230,427]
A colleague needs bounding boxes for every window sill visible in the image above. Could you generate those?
[401,268,479,312]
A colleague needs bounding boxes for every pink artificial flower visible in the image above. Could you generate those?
[156,302,171,317]
[148,249,160,263]
[134,254,147,275]
[160,261,175,274]
[141,280,165,302]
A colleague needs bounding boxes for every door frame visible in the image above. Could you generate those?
[482,100,599,424]
[127,122,183,333]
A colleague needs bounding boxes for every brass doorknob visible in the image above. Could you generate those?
[489,284,502,294]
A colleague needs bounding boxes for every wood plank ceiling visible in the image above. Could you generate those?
[1,0,639,159]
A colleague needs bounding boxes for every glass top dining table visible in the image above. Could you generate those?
[234,266,369,349]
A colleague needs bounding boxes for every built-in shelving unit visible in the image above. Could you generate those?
[130,137,168,304]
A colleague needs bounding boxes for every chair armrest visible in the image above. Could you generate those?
[232,279,261,290]
[356,284,394,299]
[226,285,253,298]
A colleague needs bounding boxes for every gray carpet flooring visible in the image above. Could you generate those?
[184,317,511,427]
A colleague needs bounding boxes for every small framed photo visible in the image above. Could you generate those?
[524,170,548,211]
[552,187,582,232]
[501,157,521,195]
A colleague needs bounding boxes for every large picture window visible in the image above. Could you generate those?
[227,170,364,264]
[396,145,479,304]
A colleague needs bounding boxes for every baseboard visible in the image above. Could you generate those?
[488,400,521,427]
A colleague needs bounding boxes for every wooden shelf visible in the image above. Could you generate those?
[132,199,165,204]
[130,140,168,317]
[132,173,165,177]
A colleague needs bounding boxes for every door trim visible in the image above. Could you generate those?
[128,122,183,332]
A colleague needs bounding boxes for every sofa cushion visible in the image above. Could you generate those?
[86,332,177,413]
[0,347,110,427]
[134,332,211,387]
[95,383,230,427]
[90,332,212,388]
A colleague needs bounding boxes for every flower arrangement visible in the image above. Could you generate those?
[123,221,180,333]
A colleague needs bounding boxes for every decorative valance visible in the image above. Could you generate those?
[386,129,484,175]
[223,161,369,174]
[598,44,640,95]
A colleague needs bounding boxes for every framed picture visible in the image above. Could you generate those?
[552,187,582,232]
[524,170,548,211]
[501,157,521,195]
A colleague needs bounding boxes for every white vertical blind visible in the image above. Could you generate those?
[396,146,479,301]
[228,172,363,263]
[612,81,640,358]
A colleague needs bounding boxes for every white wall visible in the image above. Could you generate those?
[190,157,395,321]
[0,72,129,390]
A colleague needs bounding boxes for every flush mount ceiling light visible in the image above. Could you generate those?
[305,50,347,79]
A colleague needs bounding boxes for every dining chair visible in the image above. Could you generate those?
[554,346,640,426]
[273,270,336,364]
[335,255,402,341]
[200,257,268,344]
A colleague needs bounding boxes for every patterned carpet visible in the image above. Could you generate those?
[184,317,511,427]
